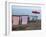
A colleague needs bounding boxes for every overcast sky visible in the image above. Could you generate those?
[12,5,41,19]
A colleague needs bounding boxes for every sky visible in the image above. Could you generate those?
[12,5,41,19]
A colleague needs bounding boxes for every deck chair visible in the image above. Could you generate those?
[12,16,19,25]
[21,16,28,25]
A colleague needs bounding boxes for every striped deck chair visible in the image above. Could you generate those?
[21,16,28,25]
[12,16,19,25]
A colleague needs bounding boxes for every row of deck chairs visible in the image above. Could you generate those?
[12,15,38,25]
[12,16,28,25]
